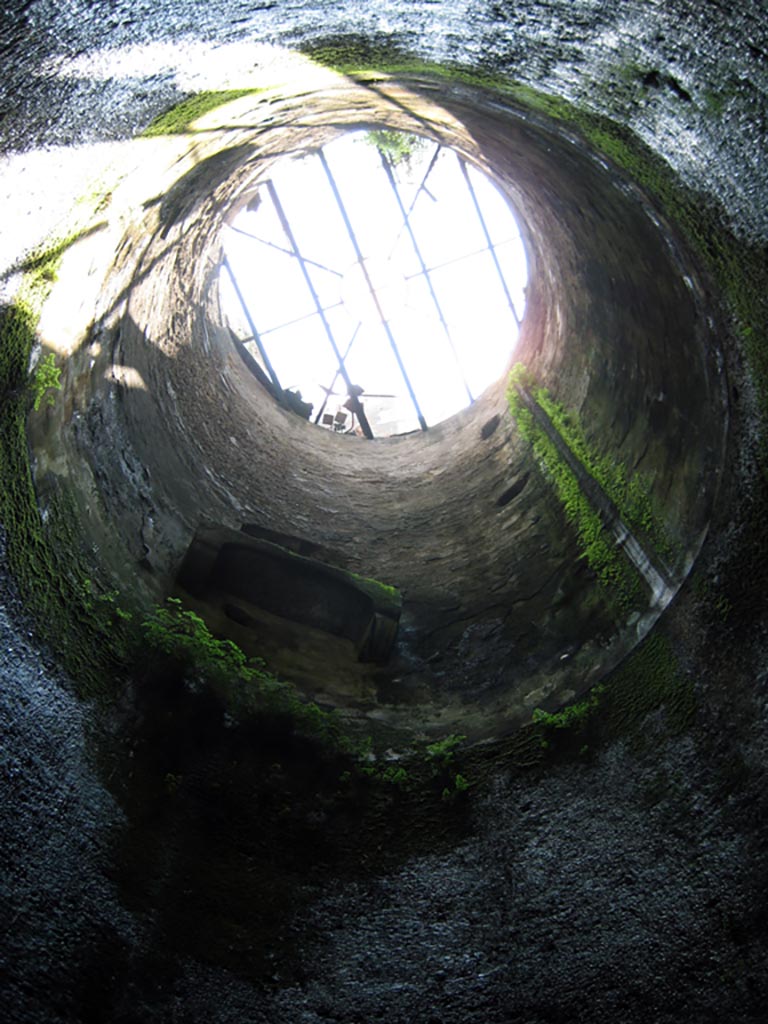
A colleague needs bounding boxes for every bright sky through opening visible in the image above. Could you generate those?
[221,130,527,436]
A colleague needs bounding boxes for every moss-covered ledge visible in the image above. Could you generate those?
[175,522,402,666]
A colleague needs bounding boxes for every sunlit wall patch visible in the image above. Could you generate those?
[220,129,528,438]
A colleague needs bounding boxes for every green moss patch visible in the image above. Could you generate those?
[453,631,693,782]
[140,596,357,750]
[507,366,641,607]
[598,633,695,739]
[141,90,262,136]
[0,237,134,693]
[532,380,676,563]
[532,685,606,731]
[519,633,693,763]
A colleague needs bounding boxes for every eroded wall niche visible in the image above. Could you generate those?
[29,71,726,741]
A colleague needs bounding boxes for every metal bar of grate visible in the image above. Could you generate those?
[378,147,474,404]
[266,178,375,440]
[221,254,286,402]
[458,158,522,328]
[259,301,345,338]
[230,224,344,277]
[403,237,521,281]
[388,143,442,255]
[318,149,428,433]
[314,323,362,425]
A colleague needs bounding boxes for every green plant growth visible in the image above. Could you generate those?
[507,359,677,597]
[142,597,258,686]
[140,598,354,750]
[425,734,471,800]
[141,600,436,789]
[304,38,530,95]
[597,632,694,738]
[0,228,142,690]
[425,733,466,770]
[532,386,675,563]
[532,684,606,731]
[359,761,410,789]
[529,632,692,758]
[0,299,37,403]
[141,89,261,136]
[81,577,133,624]
[366,129,428,167]
[381,765,409,787]
[507,366,640,605]
[441,772,470,802]
[31,352,61,410]
[558,124,768,461]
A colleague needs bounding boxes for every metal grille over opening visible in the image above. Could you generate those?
[221,129,528,437]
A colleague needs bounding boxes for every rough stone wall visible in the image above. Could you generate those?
[2,1,766,241]
[18,73,727,736]
[1,2,767,1023]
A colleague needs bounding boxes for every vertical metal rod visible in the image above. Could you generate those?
[378,147,474,404]
[266,178,375,440]
[221,254,286,402]
[314,323,361,424]
[458,158,522,328]
[317,149,428,433]
[389,143,442,254]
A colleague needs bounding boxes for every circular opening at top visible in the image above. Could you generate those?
[220,129,528,437]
